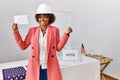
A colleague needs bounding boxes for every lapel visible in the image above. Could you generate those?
[47,26,52,61]
[34,26,40,56]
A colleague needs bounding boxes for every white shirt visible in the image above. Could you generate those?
[39,28,47,69]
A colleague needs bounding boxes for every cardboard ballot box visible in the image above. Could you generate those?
[2,66,26,80]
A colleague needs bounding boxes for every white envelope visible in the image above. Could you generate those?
[14,15,28,25]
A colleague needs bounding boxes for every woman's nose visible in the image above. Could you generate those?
[40,18,44,21]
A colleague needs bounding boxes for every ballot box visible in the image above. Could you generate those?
[2,66,26,80]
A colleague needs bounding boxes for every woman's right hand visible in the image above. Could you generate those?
[12,23,19,32]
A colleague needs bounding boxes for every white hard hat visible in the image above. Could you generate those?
[36,3,53,14]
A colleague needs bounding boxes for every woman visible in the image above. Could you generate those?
[12,3,72,80]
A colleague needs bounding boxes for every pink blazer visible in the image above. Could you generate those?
[13,25,69,80]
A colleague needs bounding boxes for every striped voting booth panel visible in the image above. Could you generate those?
[2,66,26,80]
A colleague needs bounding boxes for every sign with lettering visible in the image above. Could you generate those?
[62,50,79,60]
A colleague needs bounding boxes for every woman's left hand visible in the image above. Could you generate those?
[65,27,73,35]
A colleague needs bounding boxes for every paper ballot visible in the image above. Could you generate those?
[14,15,28,25]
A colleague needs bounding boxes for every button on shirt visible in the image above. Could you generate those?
[39,28,47,69]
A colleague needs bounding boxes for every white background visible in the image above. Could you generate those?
[0,0,120,79]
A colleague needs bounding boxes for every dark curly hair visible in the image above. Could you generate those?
[35,14,56,24]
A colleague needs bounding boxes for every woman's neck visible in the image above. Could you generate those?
[41,26,47,30]
[41,26,48,36]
